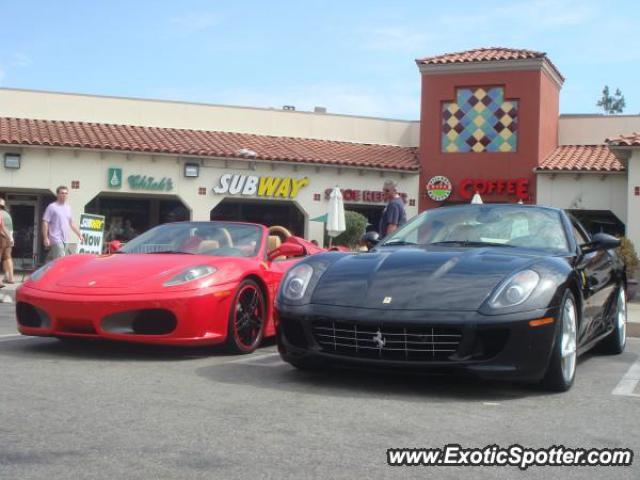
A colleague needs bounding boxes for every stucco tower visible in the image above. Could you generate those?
[416,47,564,209]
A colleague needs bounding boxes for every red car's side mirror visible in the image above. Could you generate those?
[268,242,305,261]
[107,240,122,253]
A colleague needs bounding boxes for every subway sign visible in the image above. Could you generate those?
[78,214,105,255]
[213,174,309,199]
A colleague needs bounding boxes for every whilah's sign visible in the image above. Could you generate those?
[213,174,309,199]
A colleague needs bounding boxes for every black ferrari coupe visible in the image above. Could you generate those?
[275,204,627,391]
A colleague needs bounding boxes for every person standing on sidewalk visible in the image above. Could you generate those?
[0,199,14,285]
[379,179,407,238]
[42,186,83,262]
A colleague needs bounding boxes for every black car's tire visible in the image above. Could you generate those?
[225,279,266,354]
[599,287,627,355]
[542,290,578,392]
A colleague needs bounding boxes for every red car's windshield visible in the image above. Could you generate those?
[120,222,263,257]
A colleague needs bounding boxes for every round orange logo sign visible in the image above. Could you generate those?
[426,176,452,201]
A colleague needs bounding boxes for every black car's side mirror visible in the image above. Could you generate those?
[580,232,620,254]
[361,231,380,250]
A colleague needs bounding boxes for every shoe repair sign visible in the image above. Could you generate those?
[78,214,106,255]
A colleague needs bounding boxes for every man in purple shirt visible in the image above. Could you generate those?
[42,185,83,262]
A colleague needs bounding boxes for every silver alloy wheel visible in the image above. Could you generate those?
[617,288,627,347]
[560,297,577,383]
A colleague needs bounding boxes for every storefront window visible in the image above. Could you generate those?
[1,192,55,266]
[344,204,384,233]
[567,209,625,237]
[160,200,190,224]
[85,194,190,242]
[211,198,305,237]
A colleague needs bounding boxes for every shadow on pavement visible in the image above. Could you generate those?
[0,336,276,362]
[193,355,571,403]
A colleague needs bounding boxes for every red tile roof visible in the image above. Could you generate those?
[607,132,640,147]
[0,117,419,171]
[538,145,624,172]
[417,47,545,65]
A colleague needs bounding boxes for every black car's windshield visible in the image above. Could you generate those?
[381,205,570,253]
[120,222,263,257]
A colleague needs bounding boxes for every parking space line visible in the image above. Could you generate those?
[612,359,640,398]
[225,352,281,365]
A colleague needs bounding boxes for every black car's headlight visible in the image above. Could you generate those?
[279,260,330,305]
[282,264,314,300]
[488,269,540,309]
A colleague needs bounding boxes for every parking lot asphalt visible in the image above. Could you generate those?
[1,303,639,480]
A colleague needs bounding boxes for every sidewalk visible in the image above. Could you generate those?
[0,279,22,304]
[627,300,640,338]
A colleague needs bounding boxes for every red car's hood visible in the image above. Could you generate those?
[55,254,190,288]
[32,253,250,294]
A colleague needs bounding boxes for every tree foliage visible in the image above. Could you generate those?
[617,237,639,278]
[332,210,368,248]
[596,85,626,114]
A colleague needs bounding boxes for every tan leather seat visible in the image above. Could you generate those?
[268,235,286,260]
[267,235,281,253]
[197,240,220,254]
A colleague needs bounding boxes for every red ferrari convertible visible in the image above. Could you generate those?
[16,222,323,353]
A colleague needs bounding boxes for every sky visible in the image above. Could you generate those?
[0,0,639,120]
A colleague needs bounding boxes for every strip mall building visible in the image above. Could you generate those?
[1,47,640,265]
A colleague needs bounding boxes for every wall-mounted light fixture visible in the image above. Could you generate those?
[184,163,200,178]
[4,153,21,169]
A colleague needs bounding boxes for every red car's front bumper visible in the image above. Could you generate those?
[16,283,237,346]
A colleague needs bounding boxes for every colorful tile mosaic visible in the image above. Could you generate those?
[442,87,518,153]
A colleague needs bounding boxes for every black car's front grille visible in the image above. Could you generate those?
[312,319,462,361]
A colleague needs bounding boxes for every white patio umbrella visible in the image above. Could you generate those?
[326,186,346,246]
[471,192,484,204]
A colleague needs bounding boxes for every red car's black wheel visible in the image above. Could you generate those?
[226,279,266,354]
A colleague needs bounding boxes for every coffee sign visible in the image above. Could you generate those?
[459,178,528,200]
[213,174,309,199]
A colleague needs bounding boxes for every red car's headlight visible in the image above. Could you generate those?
[163,266,217,287]
[28,261,57,282]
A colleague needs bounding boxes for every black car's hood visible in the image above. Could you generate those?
[310,246,542,311]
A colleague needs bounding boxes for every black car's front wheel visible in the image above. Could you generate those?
[226,279,266,354]
[542,290,578,392]
[600,287,627,355]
